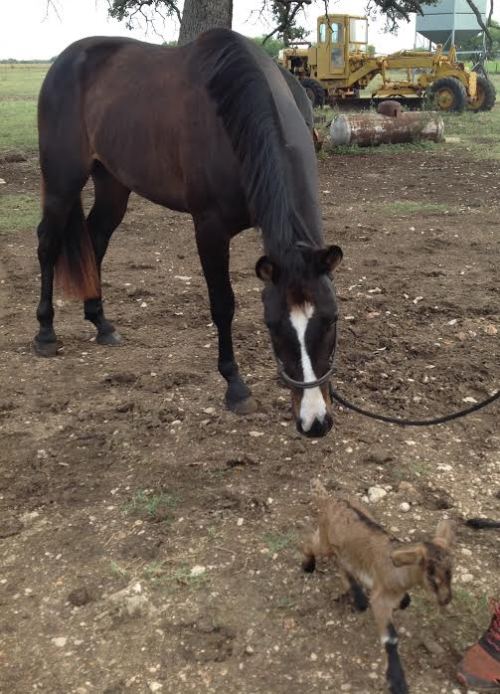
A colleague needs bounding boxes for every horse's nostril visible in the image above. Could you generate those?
[297,414,333,438]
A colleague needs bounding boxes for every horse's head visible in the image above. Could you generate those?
[256,244,343,438]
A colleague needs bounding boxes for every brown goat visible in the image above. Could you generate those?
[303,480,455,694]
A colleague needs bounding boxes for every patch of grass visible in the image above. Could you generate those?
[439,73,500,160]
[275,595,296,610]
[0,100,38,152]
[411,587,489,648]
[0,64,48,153]
[169,565,208,589]
[264,531,296,554]
[141,561,208,589]
[0,64,49,99]
[143,561,168,581]
[0,194,40,234]
[389,459,429,484]
[328,140,435,156]
[384,200,450,215]
[110,561,130,579]
[123,489,178,522]
[452,587,489,617]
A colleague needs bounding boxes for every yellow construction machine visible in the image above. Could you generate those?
[277,15,496,112]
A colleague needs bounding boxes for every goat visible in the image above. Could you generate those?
[302,480,455,694]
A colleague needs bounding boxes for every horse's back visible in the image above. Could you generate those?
[39,30,316,227]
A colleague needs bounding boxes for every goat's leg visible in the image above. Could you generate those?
[399,593,411,610]
[302,528,320,572]
[302,526,333,572]
[346,572,369,611]
[335,569,369,611]
[371,595,409,694]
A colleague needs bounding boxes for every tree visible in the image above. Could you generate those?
[178,0,233,45]
[463,0,496,53]
[50,1,477,47]
[107,0,182,29]
[459,19,500,52]
[251,35,285,58]
[267,0,310,46]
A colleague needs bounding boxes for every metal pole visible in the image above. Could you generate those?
[452,0,456,47]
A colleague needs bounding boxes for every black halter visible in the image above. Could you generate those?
[275,327,337,390]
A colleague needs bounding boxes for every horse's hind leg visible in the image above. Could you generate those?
[34,192,83,356]
[83,163,130,345]
[194,215,257,415]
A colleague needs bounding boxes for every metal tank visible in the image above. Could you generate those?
[416,0,487,47]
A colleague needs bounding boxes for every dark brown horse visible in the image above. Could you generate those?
[34,29,343,437]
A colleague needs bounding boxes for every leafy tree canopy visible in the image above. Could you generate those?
[459,19,500,51]
[251,35,285,58]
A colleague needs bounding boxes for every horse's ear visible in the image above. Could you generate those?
[315,245,343,274]
[256,256,278,283]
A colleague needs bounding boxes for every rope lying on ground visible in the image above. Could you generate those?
[329,385,499,427]
[465,518,500,530]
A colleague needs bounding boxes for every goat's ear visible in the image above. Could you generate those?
[433,519,455,549]
[391,544,426,567]
[315,245,343,275]
[256,256,278,283]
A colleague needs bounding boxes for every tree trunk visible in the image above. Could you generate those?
[178,0,233,45]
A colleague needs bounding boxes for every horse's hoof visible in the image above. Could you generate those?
[96,331,123,346]
[228,396,258,415]
[32,338,63,357]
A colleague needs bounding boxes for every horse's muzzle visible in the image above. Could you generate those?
[296,413,333,438]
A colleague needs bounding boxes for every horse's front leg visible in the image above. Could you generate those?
[194,219,257,415]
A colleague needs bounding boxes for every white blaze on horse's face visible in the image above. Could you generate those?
[289,303,327,433]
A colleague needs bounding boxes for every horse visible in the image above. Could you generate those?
[34,29,343,438]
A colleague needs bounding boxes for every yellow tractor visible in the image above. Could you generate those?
[278,14,496,112]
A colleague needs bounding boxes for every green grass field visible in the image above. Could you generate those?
[0,63,498,157]
[439,76,500,159]
[0,63,49,152]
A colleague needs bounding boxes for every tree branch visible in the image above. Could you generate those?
[108,0,182,29]
[262,1,305,44]
[464,0,492,52]
[44,0,61,21]
[486,0,494,27]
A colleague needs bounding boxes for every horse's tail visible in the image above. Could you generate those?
[196,29,300,259]
[54,198,100,301]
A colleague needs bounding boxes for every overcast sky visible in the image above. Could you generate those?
[1,0,497,60]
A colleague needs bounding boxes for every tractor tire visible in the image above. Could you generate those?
[430,77,467,112]
[301,78,325,108]
[468,75,496,112]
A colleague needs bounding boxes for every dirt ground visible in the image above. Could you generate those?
[0,145,499,694]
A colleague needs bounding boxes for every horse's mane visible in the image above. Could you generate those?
[197,29,321,270]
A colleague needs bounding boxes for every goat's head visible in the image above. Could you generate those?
[391,520,454,606]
